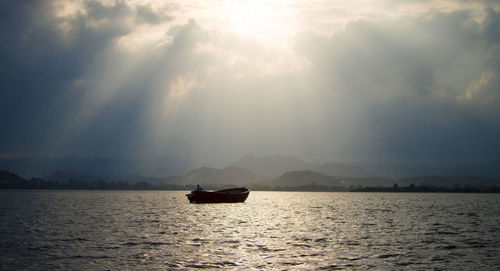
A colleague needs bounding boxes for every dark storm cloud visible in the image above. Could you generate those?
[0,1,137,155]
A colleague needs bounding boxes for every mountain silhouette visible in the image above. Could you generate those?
[232,154,374,178]
[261,170,343,187]
[0,170,27,185]
[231,154,309,177]
[165,166,269,186]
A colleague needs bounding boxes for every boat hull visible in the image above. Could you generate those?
[186,187,250,203]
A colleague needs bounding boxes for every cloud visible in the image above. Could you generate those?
[295,8,500,164]
[85,0,132,21]
[0,1,140,155]
[57,18,209,158]
[0,1,499,175]
[483,8,500,43]
[135,4,173,25]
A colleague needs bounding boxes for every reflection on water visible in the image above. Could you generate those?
[1,191,499,270]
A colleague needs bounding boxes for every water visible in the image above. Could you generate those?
[1,191,499,270]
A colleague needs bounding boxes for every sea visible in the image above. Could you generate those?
[1,190,499,270]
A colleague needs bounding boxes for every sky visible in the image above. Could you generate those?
[1,0,499,173]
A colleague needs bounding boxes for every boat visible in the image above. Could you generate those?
[186,187,250,203]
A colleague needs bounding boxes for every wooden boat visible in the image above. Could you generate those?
[186,187,250,203]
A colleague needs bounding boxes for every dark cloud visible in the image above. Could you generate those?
[0,1,137,155]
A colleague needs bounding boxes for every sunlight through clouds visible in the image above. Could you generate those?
[163,76,200,119]
[0,0,499,174]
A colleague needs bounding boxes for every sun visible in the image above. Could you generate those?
[211,0,298,44]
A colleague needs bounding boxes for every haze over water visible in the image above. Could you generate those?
[1,190,499,270]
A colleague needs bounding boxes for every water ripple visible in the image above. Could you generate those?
[0,191,499,270]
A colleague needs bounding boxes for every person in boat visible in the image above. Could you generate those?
[196,184,203,191]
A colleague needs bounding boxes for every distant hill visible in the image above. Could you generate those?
[231,154,375,179]
[231,154,309,177]
[261,170,343,187]
[0,170,27,186]
[166,166,269,186]
[314,162,375,178]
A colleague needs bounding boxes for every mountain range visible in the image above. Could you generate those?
[165,166,269,186]
[230,154,373,178]
[231,154,309,177]
[1,154,499,189]
[264,170,342,187]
